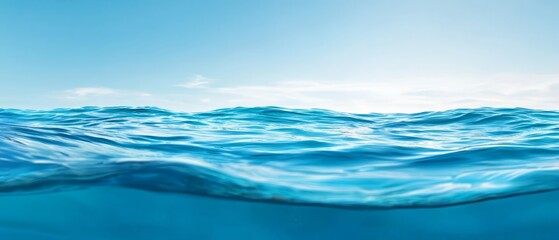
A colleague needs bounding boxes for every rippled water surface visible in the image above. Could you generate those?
[1,106,558,209]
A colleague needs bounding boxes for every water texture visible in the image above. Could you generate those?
[1,106,558,208]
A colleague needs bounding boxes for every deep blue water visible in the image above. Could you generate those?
[0,106,558,239]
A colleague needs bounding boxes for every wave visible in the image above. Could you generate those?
[0,106,558,208]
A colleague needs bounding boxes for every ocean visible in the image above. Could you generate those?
[0,106,558,239]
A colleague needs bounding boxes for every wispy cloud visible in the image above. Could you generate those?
[62,87,117,99]
[212,74,559,113]
[177,75,213,89]
[60,87,151,100]
[53,74,559,113]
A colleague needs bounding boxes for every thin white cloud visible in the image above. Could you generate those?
[177,75,213,89]
[62,87,117,99]
[211,74,559,113]
[60,87,151,101]
[52,74,559,113]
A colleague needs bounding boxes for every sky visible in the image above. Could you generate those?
[1,0,559,113]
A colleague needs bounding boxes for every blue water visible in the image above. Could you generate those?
[1,106,558,239]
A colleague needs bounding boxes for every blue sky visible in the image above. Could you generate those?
[1,0,558,113]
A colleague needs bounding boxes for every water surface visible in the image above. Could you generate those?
[1,106,558,239]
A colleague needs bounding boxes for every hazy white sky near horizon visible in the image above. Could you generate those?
[1,0,559,113]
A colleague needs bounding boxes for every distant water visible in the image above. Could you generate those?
[1,106,559,239]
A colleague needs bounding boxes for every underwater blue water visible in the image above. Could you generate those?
[1,106,558,239]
